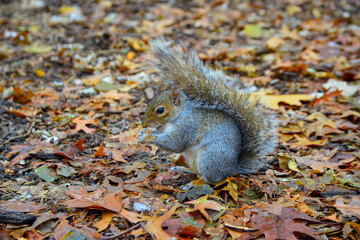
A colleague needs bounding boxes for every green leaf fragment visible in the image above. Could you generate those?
[35,165,58,183]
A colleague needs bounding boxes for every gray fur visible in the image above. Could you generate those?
[140,38,278,182]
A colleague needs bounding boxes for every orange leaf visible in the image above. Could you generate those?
[126,51,136,61]
[71,117,97,133]
[12,86,34,104]
[140,202,179,240]
[94,211,114,232]
[94,142,107,157]
[74,137,86,151]
[64,186,123,213]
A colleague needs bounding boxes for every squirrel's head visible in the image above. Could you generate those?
[143,87,183,130]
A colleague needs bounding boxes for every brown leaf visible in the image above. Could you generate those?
[74,137,86,151]
[140,202,179,240]
[241,207,319,240]
[93,142,107,157]
[64,186,123,213]
[186,196,226,221]
[4,140,53,167]
[12,86,34,104]
[333,197,360,219]
[71,117,97,133]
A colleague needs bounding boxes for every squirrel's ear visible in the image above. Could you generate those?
[170,87,181,106]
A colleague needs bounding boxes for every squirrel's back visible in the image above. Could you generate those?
[149,39,277,174]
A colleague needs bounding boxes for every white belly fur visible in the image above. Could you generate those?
[182,146,203,172]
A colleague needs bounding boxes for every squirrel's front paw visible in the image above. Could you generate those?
[137,128,156,144]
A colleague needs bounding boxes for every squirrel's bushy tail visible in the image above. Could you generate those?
[149,39,277,173]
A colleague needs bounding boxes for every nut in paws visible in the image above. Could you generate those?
[137,128,156,143]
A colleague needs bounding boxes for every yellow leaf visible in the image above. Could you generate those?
[94,211,114,232]
[59,6,74,13]
[243,24,262,38]
[340,110,360,118]
[126,51,136,61]
[262,94,313,109]
[281,24,301,41]
[126,37,146,51]
[296,202,316,217]
[294,134,328,146]
[288,159,302,173]
[287,5,302,16]
[22,43,52,53]
[277,152,292,169]
[33,69,45,78]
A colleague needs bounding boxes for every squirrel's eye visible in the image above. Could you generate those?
[155,107,165,115]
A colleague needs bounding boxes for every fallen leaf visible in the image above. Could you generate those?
[71,117,97,133]
[186,196,226,221]
[64,186,123,213]
[140,202,179,240]
[262,94,313,109]
[94,211,114,232]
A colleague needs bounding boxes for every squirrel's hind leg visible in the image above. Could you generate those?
[198,150,239,183]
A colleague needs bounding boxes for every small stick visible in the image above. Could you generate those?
[141,223,156,240]
[99,222,141,240]
[0,120,35,148]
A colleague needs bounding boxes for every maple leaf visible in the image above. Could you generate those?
[71,117,97,133]
[241,207,319,240]
[185,196,226,221]
[7,107,40,117]
[140,202,179,240]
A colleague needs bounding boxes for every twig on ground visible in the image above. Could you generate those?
[141,223,156,240]
[0,120,35,148]
[99,222,141,240]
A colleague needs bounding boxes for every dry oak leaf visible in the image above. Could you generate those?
[304,112,337,137]
[333,196,360,220]
[185,196,226,221]
[240,207,319,240]
[293,134,328,147]
[4,140,53,167]
[63,186,122,213]
[140,202,179,240]
[7,107,40,117]
[71,117,97,133]
[54,219,100,240]
[262,94,313,110]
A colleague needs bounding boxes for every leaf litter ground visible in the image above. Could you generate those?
[0,0,359,239]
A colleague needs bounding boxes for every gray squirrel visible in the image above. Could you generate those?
[137,39,278,183]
